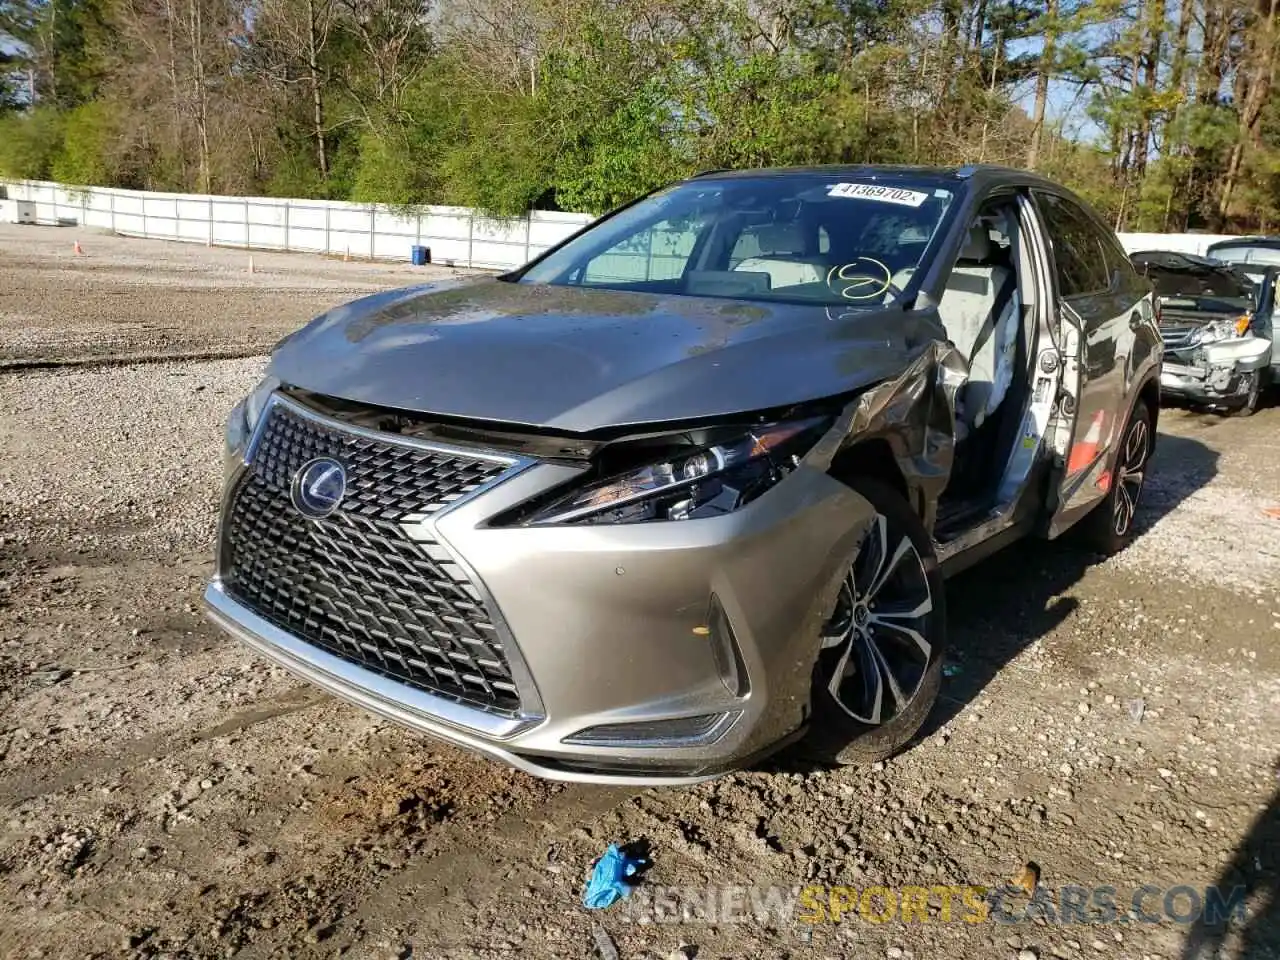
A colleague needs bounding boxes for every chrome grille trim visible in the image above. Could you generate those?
[222,392,540,718]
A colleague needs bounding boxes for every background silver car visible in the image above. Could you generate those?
[206,165,1162,784]
[1132,248,1273,416]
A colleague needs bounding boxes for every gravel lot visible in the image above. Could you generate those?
[0,224,463,366]
[1,225,1279,960]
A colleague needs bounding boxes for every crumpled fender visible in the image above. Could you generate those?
[807,338,968,532]
[1202,334,1272,372]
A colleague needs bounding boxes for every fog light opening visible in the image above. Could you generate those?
[707,594,750,698]
[562,712,736,747]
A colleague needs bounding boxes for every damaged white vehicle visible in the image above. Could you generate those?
[1131,250,1273,416]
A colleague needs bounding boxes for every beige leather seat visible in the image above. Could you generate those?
[732,223,825,289]
[939,224,1019,432]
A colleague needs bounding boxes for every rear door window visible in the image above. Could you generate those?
[1034,192,1112,298]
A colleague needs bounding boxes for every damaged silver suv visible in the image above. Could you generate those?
[1131,249,1272,415]
[206,166,1161,784]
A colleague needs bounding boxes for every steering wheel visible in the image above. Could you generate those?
[825,257,899,302]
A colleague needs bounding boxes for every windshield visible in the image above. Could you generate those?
[517,175,957,307]
[1205,243,1280,269]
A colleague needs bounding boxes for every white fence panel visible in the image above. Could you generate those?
[176,217,207,242]
[5,177,1244,273]
[0,177,597,269]
[115,213,146,234]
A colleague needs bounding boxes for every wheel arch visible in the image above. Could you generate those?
[828,436,920,519]
[1115,373,1159,469]
[1138,375,1160,441]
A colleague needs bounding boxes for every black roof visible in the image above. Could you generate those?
[690,163,1063,190]
[1129,250,1224,268]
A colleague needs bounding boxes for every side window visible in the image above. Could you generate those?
[582,218,703,284]
[1034,192,1111,298]
[1096,226,1142,294]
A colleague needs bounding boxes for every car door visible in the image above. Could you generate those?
[1032,190,1146,534]
[1260,270,1280,375]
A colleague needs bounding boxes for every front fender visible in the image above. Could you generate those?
[1202,334,1272,373]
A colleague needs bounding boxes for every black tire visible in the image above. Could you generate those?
[803,477,946,766]
[1079,400,1152,555]
[1230,370,1262,417]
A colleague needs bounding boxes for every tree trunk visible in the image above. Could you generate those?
[970,0,988,53]
[1169,0,1193,91]
[306,0,329,180]
[164,0,184,187]
[1134,0,1164,178]
[1026,0,1057,170]
[1216,0,1279,226]
[188,0,211,193]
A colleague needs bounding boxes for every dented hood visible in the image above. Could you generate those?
[269,277,947,432]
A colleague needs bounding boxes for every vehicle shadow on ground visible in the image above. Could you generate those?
[1180,781,1280,959]
[921,430,1220,737]
[762,431,1219,777]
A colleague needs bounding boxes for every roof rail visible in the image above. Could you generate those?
[690,168,729,178]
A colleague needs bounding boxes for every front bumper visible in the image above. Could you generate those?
[1159,335,1271,402]
[205,405,874,785]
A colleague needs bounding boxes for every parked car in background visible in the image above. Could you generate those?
[1130,249,1272,416]
[206,165,1160,784]
[1203,236,1280,391]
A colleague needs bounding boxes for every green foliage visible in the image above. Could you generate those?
[265,148,331,200]
[3,0,1279,233]
[349,132,421,206]
[49,99,115,184]
[680,53,837,171]
[435,102,555,215]
[0,107,64,179]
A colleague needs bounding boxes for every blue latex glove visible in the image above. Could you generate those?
[582,843,647,909]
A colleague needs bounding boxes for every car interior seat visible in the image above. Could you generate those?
[939,221,1020,436]
[732,223,826,289]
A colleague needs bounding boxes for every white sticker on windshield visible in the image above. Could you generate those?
[827,182,929,207]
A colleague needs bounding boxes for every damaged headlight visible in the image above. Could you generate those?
[225,374,281,457]
[1190,314,1252,346]
[525,417,831,525]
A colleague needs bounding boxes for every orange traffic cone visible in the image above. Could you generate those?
[1067,409,1107,474]
[73,240,84,255]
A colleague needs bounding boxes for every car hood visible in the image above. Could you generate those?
[269,277,945,433]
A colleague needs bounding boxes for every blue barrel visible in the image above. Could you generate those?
[411,245,430,266]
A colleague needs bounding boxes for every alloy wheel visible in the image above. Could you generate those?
[1113,417,1149,537]
[819,513,934,726]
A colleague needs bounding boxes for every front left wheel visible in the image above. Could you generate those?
[1230,370,1263,417]
[803,477,946,766]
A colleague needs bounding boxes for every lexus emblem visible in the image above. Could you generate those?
[291,457,347,519]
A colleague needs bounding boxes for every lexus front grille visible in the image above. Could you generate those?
[221,396,527,714]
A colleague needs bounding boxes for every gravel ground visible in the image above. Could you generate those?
[0,223,465,366]
[1,236,1279,960]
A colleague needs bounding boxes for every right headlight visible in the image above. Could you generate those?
[1190,314,1252,346]
[521,416,831,526]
